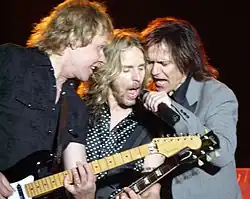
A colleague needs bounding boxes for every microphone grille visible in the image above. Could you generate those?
[139,89,149,101]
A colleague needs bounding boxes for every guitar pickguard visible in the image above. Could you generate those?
[9,176,34,199]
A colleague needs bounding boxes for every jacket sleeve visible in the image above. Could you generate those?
[0,44,10,88]
[170,85,238,168]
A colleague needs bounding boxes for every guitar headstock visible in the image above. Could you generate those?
[112,131,220,199]
[179,130,220,166]
[152,136,202,157]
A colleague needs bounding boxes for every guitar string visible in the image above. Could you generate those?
[128,162,178,190]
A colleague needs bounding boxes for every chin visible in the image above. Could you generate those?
[156,85,171,92]
[124,99,136,107]
[79,75,90,82]
[155,87,164,92]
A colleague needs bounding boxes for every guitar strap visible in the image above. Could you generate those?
[103,125,149,179]
[96,125,151,199]
[121,125,150,151]
[121,102,153,152]
[51,94,68,173]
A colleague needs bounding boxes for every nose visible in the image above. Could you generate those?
[151,62,160,76]
[131,68,141,82]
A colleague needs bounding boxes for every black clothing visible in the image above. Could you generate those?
[0,44,88,173]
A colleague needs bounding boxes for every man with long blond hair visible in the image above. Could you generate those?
[0,0,113,198]
[83,29,161,199]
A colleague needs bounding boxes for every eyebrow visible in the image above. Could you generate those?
[123,63,146,68]
[147,59,170,62]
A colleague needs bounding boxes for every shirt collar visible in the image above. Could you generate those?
[171,73,192,103]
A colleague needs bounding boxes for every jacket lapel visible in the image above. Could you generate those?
[185,78,204,113]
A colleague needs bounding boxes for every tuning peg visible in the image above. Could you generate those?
[204,135,209,139]
[200,150,205,155]
[198,159,204,166]
[209,146,214,151]
[214,151,220,157]
[166,134,171,137]
[192,154,197,159]
[206,154,212,162]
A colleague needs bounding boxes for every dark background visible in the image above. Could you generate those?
[1,0,249,167]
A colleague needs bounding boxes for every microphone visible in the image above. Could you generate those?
[139,89,180,126]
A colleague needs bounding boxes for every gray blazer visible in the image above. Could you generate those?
[169,77,242,199]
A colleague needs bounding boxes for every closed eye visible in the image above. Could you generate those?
[159,61,170,66]
[147,60,170,66]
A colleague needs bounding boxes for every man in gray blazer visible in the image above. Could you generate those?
[125,17,241,199]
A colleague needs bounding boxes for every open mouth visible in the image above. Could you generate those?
[91,65,97,70]
[154,78,167,86]
[127,87,140,99]
[91,61,104,71]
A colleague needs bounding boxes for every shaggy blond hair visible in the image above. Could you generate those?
[27,0,113,54]
[85,28,147,121]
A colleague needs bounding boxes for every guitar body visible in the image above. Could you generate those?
[8,175,64,199]
[2,150,54,199]
[9,176,34,199]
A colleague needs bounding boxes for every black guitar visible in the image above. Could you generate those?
[114,130,220,197]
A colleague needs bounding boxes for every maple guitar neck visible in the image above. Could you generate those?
[22,135,201,198]
[23,143,152,198]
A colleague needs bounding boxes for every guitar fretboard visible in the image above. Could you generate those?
[24,143,150,197]
[128,156,180,195]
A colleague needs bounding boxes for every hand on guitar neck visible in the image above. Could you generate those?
[64,162,96,199]
[0,162,96,199]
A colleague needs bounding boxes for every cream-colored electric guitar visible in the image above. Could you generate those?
[5,136,202,199]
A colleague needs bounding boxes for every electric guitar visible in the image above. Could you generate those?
[3,135,202,199]
[114,131,220,197]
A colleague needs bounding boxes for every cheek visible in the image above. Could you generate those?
[71,51,87,66]
[140,70,146,82]
[112,80,124,93]
[76,47,100,66]
[162,67,171,78]
[168,70,183,87]
[111,86,125,104]
[89,48,100,62]
[112,79,127,97]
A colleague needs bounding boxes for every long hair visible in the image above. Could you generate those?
[85,28,146,121]
[141,17,218,81]
[26,0,113,55]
